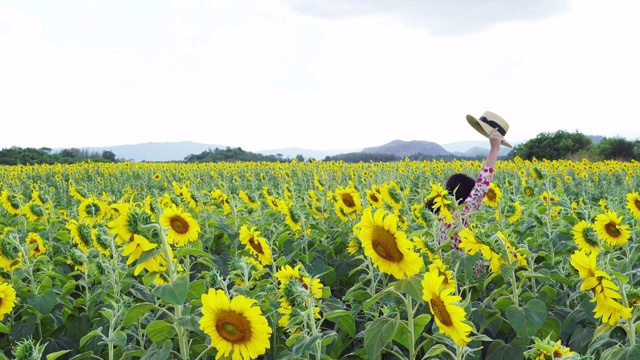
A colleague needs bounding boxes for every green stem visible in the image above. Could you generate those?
[147,223,189,359]
[307,294,321,360]
[406,295,416,360]
[510,271,519,308]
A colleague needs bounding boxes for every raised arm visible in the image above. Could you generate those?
[484,127,504,170]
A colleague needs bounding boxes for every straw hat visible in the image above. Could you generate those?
[466,111,512,147]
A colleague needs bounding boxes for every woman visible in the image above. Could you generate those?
[427,127,505,249]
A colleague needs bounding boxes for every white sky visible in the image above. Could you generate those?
[1,0,639,152]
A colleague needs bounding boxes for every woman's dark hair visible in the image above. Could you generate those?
[425,173,476,213]
[446,173,476,203]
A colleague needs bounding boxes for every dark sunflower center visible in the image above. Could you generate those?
[487,190,496,201]
[605,222,621,237]
[341,194,355,208]
[216,310,252,344]
[371,226,403,262]
[248,237,264,254]
[634,199,640,211]
[430,297,453,326]
[170,216,189,234]
[369,193,379,203]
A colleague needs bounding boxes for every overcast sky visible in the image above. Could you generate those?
[1,0,639,151]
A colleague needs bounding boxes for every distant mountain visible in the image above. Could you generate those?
[362,140,450,157]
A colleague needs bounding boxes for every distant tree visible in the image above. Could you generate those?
[295,154,305,162]
[101,150,117,162]
[591,136,636,161]
[325,152,400,163]
[511,130,592,160]
[184,147,281,162]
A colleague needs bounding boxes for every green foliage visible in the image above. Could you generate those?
[324,152,401,162]
[590,136,636,161]
[183,146,283,162]
[511,130,593,160]
[0,146,117,165]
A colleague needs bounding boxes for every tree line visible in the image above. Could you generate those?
[2,131,639,165]
[509,130,640,161]
[0,147,117,165]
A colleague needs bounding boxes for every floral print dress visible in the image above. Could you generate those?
[436,166,494,249]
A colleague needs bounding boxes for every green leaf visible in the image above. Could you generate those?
[79,328,103,347]
[325,311,356,337]
[187,279,206,300]
[136,248,165,266]
[423,344,448,358]
[614,345,640,360]
[152,274,189,305]
[393,313,431,350]
[146,320,177,344]
[124,303,158,327]
[0,323,8,334]
[363,289,393,311]
[505,299,547,339]
[535,316,562,340]
[394,275,424,302]
[176,247,213,259]
[46,351,72,360]
[292,333,322,357]
[364,316,399,360]
[26,289,58,315]
[486,338,528,360]
[140,340,173,360]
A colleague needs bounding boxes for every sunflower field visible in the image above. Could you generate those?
[0,157,638,360]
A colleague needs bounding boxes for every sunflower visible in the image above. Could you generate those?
[593,210,631,246]
[91,227,112,257]
[381,181,404,210]
[278,202,302,234]
[121,234,157,267]
[274,264,324,298]
[23,200,46,223]
[591,291,632,326]
[199,289,272,360]
[354,208,422,280]
[421,268,472,346]
[1,189,22,216]
[66,219,93,254]
[571,220,600,254]
[239,225,273,265]
[78,197,109,222]
[458,228,491,260]
[483,183,501,207]
[0,282,17,320]
[365,184,383,208]
[505,201,522,224]
[428,258,457,292]
[334,184,363,215]
[346,239,360,255]
[625,191,640,220]
[25,232,46,258]
[160,205,201,247]
[524,186,534,197]
[239,190,260,210]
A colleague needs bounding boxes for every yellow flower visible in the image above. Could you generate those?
[458,228,491,260]
[0,282,18,320]
[25,232,46,258]
[625,191,640,220]
[571,220,600,254]
[421,269,472,346]
[239,225,273,265]
[1,189,22,216]
[199,289,272,360]
[483,183,501,207]
[121,234,157,266]
[594,210,631,246]
[160,205,201,247]
[334,184,363,215]
[78,196,109,222]
[354,208,422,280]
